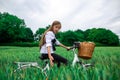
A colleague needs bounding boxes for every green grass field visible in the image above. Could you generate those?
[0,46,120,80]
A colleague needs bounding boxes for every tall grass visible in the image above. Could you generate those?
[0,46,120,80]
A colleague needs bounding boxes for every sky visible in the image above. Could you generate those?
[0,0,120,36]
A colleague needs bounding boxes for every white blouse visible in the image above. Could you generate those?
[40,31,61,54]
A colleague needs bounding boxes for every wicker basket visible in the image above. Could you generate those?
[78,42,95,59]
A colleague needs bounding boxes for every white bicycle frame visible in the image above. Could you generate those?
[14,61,49,77]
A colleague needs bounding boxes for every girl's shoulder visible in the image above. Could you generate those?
[46,31,54,36]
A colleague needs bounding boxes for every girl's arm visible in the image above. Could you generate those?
[59,43,70,50]
[47,46,54,66]
[55,39,70,50]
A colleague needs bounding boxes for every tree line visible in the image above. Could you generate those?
[35,28,119,46]
[0,12,119,46]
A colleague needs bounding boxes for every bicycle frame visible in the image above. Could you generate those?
[14,61,49,77]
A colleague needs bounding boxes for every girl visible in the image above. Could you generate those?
[39,20,70,67]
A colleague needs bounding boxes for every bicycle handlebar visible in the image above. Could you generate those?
[67,42,80,51]
[67,46,77,51]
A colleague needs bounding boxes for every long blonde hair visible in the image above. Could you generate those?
[39,20,61,49]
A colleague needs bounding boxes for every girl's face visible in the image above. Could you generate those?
[53,24,61,34]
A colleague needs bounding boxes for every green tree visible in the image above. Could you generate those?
[20,27,34,42]
[60,30,80,46]
[84,29,91,41]
[86,28,119,46]
[55,31,63,40]
[74,29,85,41]
[0,12,34,43]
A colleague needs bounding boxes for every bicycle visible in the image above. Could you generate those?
[13,42,95,79]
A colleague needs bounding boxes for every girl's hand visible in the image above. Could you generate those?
[66,47,71,51]
[48,55,54,66]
